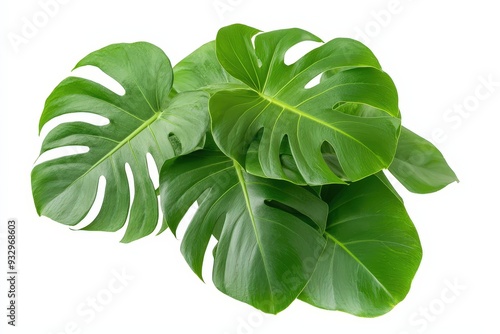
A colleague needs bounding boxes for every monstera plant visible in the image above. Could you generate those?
[31,24,457,316]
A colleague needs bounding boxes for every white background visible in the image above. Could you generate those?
[1,0,499,333]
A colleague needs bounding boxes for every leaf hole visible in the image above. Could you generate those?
[251,33,258,50]
[203,236,218,286]
[279,134,290,154]
[40,113,109,138]
[175,201,199,240]
[71,175,107,230]
[168,134,183,156]
[113,162,149,240]
[284,40,322,66]
[304,73,322,89]
[264,199,318,230]
[276,135,305,182]
[72,65,126,96]
[152,191,164,237]
[124,162,136,217]
[321,141,347,180]
[120,161,164,239]
[35,146,90,166]
[146,153,159,190]
[251,33,263,68]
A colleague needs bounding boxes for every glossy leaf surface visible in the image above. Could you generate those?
[389,127,458,193]
[32,42,209,242]
[160,150,328,313]
[172,41,243,95]
[211,24,401,185]
[300,174,422,316]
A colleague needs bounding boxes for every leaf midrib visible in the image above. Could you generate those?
[233,160,275,307]
[257,92,386,165]
[325,233,396,303]
[55,111,161,194]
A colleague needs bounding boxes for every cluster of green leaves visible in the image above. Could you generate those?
[31,24,457,316]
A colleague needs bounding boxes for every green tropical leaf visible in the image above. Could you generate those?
[210,24,401,185]
[299,173,422,317]
[389,127,458,193]
[172,41,244,95]
[159,149,328,314]
[31,42,209,243]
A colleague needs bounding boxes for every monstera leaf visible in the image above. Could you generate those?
[210,24,401,185]
[171,41,457,193]
[389,127,458,193]
[299,174,422,317]
[159,149,328,314]
[172,41,243,95]
[30,24,457,317]
[31,42,209,242]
